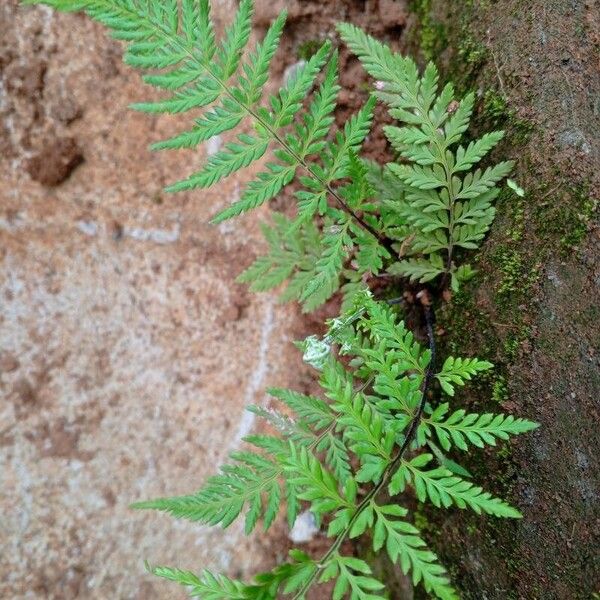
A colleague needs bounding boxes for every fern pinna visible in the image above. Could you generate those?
[26,1,538,598]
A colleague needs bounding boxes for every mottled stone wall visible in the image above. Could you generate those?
[0,2,310,598]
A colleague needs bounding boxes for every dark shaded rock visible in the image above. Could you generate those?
[378,0,407,28]
[26,136,84,186]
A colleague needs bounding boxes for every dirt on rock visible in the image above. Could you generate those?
[26,136,84,186]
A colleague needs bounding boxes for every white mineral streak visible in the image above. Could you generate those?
[288,510,319,543]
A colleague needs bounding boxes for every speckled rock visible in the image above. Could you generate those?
[0,2,316,598]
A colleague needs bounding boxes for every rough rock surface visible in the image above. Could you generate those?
[377,1,599,598]
[0,2,319,598]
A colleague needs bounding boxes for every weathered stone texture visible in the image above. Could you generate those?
[0,2,309,598]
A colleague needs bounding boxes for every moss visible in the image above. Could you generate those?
[559,198,594,249]
[446,27,488,92]
[409,0,447,61]
[507,199,525,242]
[502,335,520,362]
[439,283,499,360]
[482,90,534,145]
[491,375,508,403]
[573,303,600,329]
[486,189,539,312]
[493,247,524,297]
[482,90,509,125]
[532,183,596,254]
[296,40,321,61]
[458,34,488,68]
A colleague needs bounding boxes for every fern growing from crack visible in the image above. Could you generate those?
[133,291,538,599]
[24,1,538,598]
[337,23,513,291]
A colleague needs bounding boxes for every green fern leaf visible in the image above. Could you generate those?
[392,455,522,518]
[388,255,446,284]
[457,161,515,199]
[453,131,505,172]
[317,431,353,484]
[336,23,409,94]
[372,503,458,600]
[283,442,350,518]
[153,99,244,148]
[167,134,269,191]
[299,224,351,309]
[423,404,539,451]
[131,449,282,534]
[436,356,493,396]
[214,0,253,79]
[330,554,386,600]
[268,387,334,430]
[130,77,220,114]
[321,361,393,483]
[296,51,341,157]
[443,92,474,145]
[150,566,250,600]
[268,42,331,129]
[213,163,297,223]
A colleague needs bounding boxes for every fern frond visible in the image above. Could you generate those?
[361,297,431,376]
[456,161,515,200]
[336,23,409,93]
[150,565,250,600]
[213,163,297,223]
[443,92,474,145]
[283,442,351,518]
[237,215,334,310]
[214,0,253,78]
[323,96,377,183]
[339,23,511,290]
[321,360,394,483]
[132,449,282,534]
[268,387,334,429]
[130,76,220,114]
[167,134,269,191]
[153,99,244,148]
[388,255,446,284]
[317,431,353,485]
[300,224,351,308]
[296,51,341,157]
[324,554,386,600]
[372,503,458,600]
[267,42,331,129]
[30,6,541,599]
[453,131,505,172]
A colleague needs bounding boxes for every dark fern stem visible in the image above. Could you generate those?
[292,296,437,599]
